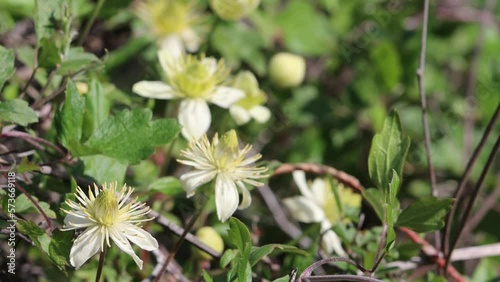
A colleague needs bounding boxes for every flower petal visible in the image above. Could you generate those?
[109,226,144,269]
[236,181,251,209]
[159,36,184,64]
[320,223,347,257]
[70,227,102,269]
[229,105,251,125]
[209,86,245,108]
[178,99,211,140]
[180,29,201,52]
[292,170,315,200]
[120,223,159,251]
[180,169,217,197]
[249,105,271,123]
[63,212,94,229]
[202,57,217,75]
[311,178,327,206]
[132,81,176,100]
[283,196,324,223]
[215,174,239,222]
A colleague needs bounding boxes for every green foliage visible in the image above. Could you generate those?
[396,197,454,232]
[57,47,101,75]
[34,0,63,44]
[147,177,183,196]
[56,80,181,164]
[0,45,15,90]
[0,99,38,126]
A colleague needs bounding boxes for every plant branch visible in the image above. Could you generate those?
[299,257,370,281]
[77,0,106,46]
[1,130,66,156]
[445,134,500,272]
[13,180,53,233]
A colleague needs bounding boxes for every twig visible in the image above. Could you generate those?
[273,163,363,192]
[1,130,66,156]
[143,248,190,282]
[450,242,500,261]
[445,134,500,271]
[461,182,500,237]
[399,227,464,282]
[463,0,496,159]
[20,66,39,99]
[301,275,382,282]
[299,257,370,281]
[77,0,106,46]
[370,219,388,274]
[442,103,500,257]
[12,180,53,233]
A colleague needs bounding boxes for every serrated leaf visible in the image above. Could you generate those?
[48,229,73,272]
[38,37,61,69]
[237,243,252,282]
[82,79,109,141]
[15,194,57,219]
[0,99,38,126]
[227,217,252,250]
[0,46,15,90]
[16,157,40,173]
[362,188,384,222]
[34,0,63,44]
[57,47,101,75]
[86,108,180,164]
[220,249,239,268]
[17,220,50,254]
[396,197,454,232]
[368,110,410,195]
[147,177,183,196]
[249,244,308,267]
[80,155,127,184]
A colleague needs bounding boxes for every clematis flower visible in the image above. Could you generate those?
[283,171,360,257]
[132,51,244,140]
[229,71,271,125]
[210,0,260,21]
[136,0,204,58]
[177,130,268,222]
[62,182,158,270]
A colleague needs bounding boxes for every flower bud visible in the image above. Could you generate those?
[210,0,260,21]
[269,52,306,88]
[192,227,224,260]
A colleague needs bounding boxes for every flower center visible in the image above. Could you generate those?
[93,190,119,226]
[147,0,193,35]
[214,130,240,171]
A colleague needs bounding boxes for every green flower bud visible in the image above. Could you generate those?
[269,52,306,88]
[192,227,224,260]
[210,0,260,21]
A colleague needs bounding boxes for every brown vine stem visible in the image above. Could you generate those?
[13,180,53,233]
[1,130,66,156]
[442,102,500,257]
[272,163,363,192]
[444,134,500,274]
[416,0,441,256]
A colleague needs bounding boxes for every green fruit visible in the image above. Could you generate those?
[269,52,306,88]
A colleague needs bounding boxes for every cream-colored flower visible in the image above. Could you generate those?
[177,130,268,222]
[283,171,350,257]
[229,71,271,125]
[132,51,244,140]
[210,0,260,21]
[62,182,158,270]
[136,0,204,57]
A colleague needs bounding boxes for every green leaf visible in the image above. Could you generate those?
[368,110,410,195]
[362,188,384,222]
[0,46,15,90]
[16,157,40,173]
[57,47,101,75]
[14,194,57,219]
[370,42,402,91]
[48,229,73,272]
[17,220,51,254]
[276,0,333,56]
[227,217,252,250]
[80,155,127,184]
[38,37,61,69]
[82,79,109,141]
[220,249,239,268]
[201,270,214,282]
[388,170,400,204]
[34,0,63,44]
[147,177,183,196]
[55,80,95,155]
[272,276,290,282]
[249,244,308,267]
[0,99,38,126]
[86,108,180,164]
[396,197,454,232]
[237,243,252,282]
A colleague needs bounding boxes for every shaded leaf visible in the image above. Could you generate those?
[362,188,384,222]
[0,46,15,90]
[396,197,454,232]
[148,177,183,196]
[227,217,252,250]
[80,155,127,185]
[34,0,63,44]
[48,229,73,272]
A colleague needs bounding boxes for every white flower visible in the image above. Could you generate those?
[136,0,204,57]
[62,182,158,270]
[228,71,271,125]
[283,171,347,257]
[133,51,244,140]
[177,130,268,222]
